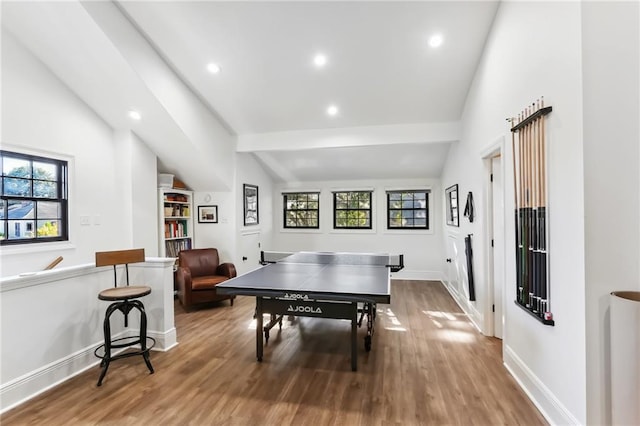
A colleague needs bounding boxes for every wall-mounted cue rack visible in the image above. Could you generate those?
[510,98,554,326]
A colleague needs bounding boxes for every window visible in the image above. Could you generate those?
[1,150,68,245]
[283,192,319,229]
[333,191,372,229]
[387,190,429,229]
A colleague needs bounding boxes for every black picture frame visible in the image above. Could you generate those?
[243,184,259,226]
[198,205,218,223]
[445,184,459,227]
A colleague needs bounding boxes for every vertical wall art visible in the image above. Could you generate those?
[445,184,459,227]
[243,184,259,226]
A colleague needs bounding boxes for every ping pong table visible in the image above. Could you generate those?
[216,251,403,371]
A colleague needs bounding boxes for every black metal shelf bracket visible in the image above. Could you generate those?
[510,106,553,132]
[514,300,555,326]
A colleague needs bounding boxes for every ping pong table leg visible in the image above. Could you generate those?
[351,302,357,371]
[256,297,263,362]
[364,302,375,352]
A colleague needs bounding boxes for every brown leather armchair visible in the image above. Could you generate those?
[176,248,236,311]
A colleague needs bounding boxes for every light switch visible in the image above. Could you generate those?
[94,215,101,225]
[80,215,90,225]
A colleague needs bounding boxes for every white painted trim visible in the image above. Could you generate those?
[480,135,506,337]
[391,270,444,282]
[441,279,483,332]
[0,341,108,414]
[149,327,178,351]
[280,188,323,194]
[1,257,175,292]
[1,264,96,292]
[0,327,177,415]
[504,344,580,426]
[237,121,461,152]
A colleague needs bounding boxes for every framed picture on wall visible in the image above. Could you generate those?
[243,184,259,226]
[198,205,218,223]
[445,184,459,227]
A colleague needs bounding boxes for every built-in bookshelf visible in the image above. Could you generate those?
[158,188,194,259]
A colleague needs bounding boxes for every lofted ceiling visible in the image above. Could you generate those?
[1,1,500,186]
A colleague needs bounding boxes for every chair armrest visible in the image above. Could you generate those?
[217,263,237,279]
[176,267,192,293]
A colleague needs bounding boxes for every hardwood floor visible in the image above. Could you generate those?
[1,280,547,425]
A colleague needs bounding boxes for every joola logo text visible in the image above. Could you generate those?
[283,293,309,301]
[287,305,322,314]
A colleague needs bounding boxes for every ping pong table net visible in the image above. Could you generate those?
[259,251,404,273]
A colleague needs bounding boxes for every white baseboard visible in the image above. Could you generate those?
[0,328,177,414]
[503,344,580,425]
[441,279,482,332]
[391,270,444,281]
[149,327,178,351]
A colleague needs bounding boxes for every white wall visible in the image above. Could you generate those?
[193,188,236,263]
[441,2,586,424]
[0,32,177,413]
[81,1,235,193]
[193,152,275,274]
[271,178,443,281]
[0,31,159,277]
[115,130,159,256]
[0,258,175,413]
[234,153,275,275]
[582,2,640,425]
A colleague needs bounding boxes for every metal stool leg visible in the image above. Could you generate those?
[96,300,155,386]
[97,302,118,386]
[135,300,154,374]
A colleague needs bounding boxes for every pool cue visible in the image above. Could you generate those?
[526,106,534,309]
[522,108,529,308]
[539,99,546,315]
[44,256,63,270]
[540,97,549,316]
[531,101,540,313]
[518,112,526,305]
[512,115,522,305]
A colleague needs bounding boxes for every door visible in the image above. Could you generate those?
[446,234,463,298]
[239,230,261,276]
[491,156,504,339]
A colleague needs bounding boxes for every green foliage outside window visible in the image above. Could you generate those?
[284,192,319,228]
[1,150,67,245]
[37,221,59,237]
[387,190,429,229]
[334,191,372,229]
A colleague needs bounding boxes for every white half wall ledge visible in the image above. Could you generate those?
[0,257,176,292]
[237,121,461,152]
[0,257,177,413]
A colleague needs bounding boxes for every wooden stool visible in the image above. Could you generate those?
[94,249,155,386]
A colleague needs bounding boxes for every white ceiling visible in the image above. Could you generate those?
[1,1,500,185]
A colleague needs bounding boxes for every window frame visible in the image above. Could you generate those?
[283,192,320,229]
[333,190,373,230]
[386,189,430,230]
[1,150,69,246]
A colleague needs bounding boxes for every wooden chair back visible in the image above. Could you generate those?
[95,249,145,288]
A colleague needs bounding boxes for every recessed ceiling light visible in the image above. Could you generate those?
[207,63,221,74]
[428,34,444,48]
[128,110,141,120]
[314,54,327,67]
[327,105,338,116]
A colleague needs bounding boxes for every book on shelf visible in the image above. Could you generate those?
[165,237,192,258]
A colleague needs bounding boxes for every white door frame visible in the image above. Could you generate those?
[480,136,506,338]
